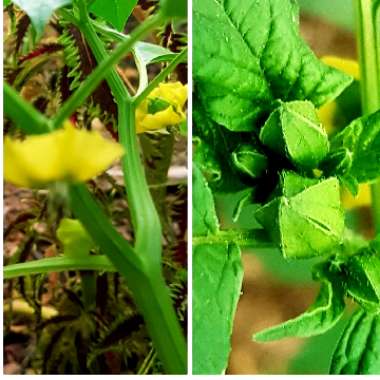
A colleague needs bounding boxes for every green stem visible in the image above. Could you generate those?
[52,12,163,128]
[4,83,51,134]
[355,0,380,233]
[69,184,187,373]
[76,4,162,265]
[133,48,188,105]
[193,229,272,248]
[80,271,97,311]
[4,255,116,279]
[120,102,163,262]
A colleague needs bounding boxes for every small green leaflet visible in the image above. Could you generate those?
[12,0,72,38]
[90,0,138,31]
[193,0,352,131]
[328,110,380,190]
[259,101,329,170]
[343,247,380,311]
[193,165,244,374]
[254,279,345,342]
[255,172,344,259]
[4,0,11,6]
[330,309,380,374]
[57,218,94,258]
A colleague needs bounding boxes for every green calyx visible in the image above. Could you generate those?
[231,144,268,179]
[259,101,330,170]
[255,171,344,259]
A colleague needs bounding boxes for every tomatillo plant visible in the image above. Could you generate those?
[4,0,187,374]
[193,0,380,374]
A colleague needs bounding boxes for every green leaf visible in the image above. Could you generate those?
[329,110,380,187]
[12,0,72,38]
[90,0,137,31]
[4,0,11,6]
[192,165,244,374]
[57,218,94,258]
[160,0,187,19]
[134,42,177,65]
[193,0,352,131]
[330,309,380,374]
[343,246,380,310]
[193,93,249,193]
[255,172,344,259]
[259,101,329,170]
[254,279,345,342]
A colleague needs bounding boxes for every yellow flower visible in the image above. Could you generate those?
[318,56,370,209]
[321,56,360,80]
[5,122,124,188]
[318,56,359,135]
[136,81,187,133]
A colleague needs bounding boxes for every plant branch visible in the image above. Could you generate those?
[193,229,273,248]
[52,12,163,128]
[355,0,380,233]
[69,184,187,373]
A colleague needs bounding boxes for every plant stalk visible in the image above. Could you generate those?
[69,184,187,373]
[355,0,380,234]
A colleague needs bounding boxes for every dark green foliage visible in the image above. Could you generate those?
[193,0,380,374]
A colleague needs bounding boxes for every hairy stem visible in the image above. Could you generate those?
[355,0,380,233]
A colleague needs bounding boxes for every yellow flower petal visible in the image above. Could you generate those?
[5,122,124,188]
[318,56,360,135]
[150,82,188,108]
[321,56,360,80]
[342,184,371,209]
[136,81,187,133]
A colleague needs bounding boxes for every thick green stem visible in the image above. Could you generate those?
[4,255,116,279]
[69,184,187,373]
[75,4,162,265]
[118,102,163,262]
[355,0,380,233]
[70,3,186,372]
